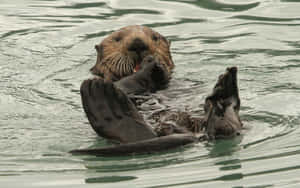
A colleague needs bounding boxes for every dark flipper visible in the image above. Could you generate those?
[203,67,243,139]
[70,134,197,156]
[80,78,156,143]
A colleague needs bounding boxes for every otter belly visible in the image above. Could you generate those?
[71,62,243,156]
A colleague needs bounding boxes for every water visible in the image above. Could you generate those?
[1,0,300,187]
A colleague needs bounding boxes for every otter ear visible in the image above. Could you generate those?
[91,44,104,76]
[95,44,102,53]
[161,35,171,46]
[94,44,103,60]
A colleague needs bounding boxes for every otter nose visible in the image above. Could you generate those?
[128,38,149,53]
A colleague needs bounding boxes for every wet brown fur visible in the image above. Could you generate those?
[90,25,174,81]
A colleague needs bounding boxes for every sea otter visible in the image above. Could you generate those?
[70,26,243,155]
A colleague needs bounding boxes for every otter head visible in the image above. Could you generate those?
[203,67,242,139]
[90,25,174,81]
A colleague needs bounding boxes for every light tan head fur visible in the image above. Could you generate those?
[91,25,174,81]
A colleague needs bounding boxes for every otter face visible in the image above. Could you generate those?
[203,67,242,139]
[91,25,174,81]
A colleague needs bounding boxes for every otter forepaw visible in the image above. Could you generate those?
[140,55,169,90]
[138,55,158,76]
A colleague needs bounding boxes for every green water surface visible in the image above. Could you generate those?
[1,0,300,187]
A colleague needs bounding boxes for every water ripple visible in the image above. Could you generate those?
[231,15,300,22]
[50,2,107,9]
[11,8,162,23]
[1,0,300,187]
[160,0,260,12]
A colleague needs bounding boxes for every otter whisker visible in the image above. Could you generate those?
[123,56,132,75]
[120,56,126,76]
[125,56,132,74]
[126,63,132,74]
[108,53,123,76]
[123,57,128,74]
[119,60,124,76]
[129,63,134,73]
[112,54,120,67]
[117,56,125,77]
[106,54,118,68]
[125,63,131,74]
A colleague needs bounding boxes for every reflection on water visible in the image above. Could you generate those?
[1,0,300,187]
[85,176,137,183]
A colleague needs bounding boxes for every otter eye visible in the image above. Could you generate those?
[152,34,158,41]
[114,36,122,42]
